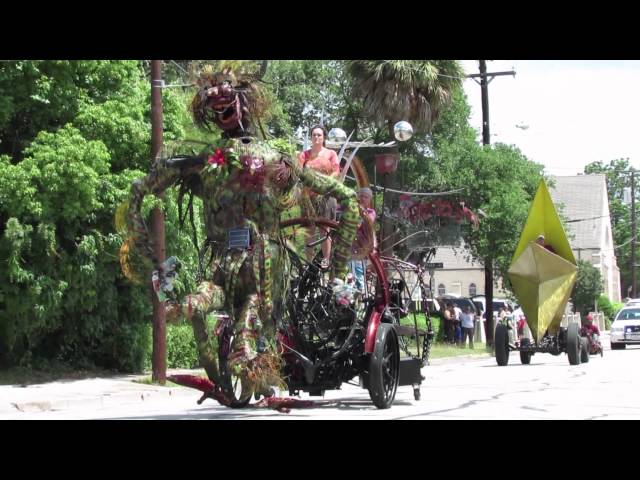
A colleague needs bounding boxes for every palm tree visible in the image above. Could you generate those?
[345,60,464,136]
[346,61,464,255]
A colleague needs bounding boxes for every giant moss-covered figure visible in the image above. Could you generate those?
[119,63,359,405]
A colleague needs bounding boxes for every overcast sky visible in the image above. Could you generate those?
[460,60,640,176]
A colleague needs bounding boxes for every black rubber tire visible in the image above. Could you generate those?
[495,323,510,366]
[580,336,589,363]
[566,323,581,365]
[368,323,400,409]
[519,338,532,365]
[218,332,252,408]
[611,342,626,350]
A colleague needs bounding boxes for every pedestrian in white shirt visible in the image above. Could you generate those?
[459,305,475,348]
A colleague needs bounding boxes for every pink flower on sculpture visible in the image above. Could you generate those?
[207,148,226,167]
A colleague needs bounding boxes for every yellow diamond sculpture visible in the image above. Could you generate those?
[508,180,577,342]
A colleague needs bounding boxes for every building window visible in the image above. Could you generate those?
[438,283,446,296]
[469,283,477,296]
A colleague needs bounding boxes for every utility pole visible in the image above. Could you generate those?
[467,60,515,347]
[479,60,491,145]
[150,60,166,384]
[632,169,637,297]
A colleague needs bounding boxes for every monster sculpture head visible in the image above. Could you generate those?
[191,61,268,138]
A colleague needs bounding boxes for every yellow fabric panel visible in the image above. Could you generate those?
[508,243,577,342]
[508,274,539,331]
[511,179,576,266]
[508,179,578,342]
[538,272,577,339]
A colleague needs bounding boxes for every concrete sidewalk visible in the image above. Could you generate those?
[0,369,201,417]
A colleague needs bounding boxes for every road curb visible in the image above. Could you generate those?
[429,353,492,365]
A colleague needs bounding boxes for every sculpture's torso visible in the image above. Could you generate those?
[200,137,294,242]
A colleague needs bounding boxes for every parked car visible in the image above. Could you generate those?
[424,298,441,316]
[625,298,640,307]
[437,295,480,316]
[610,307,640,349]
[472,295,514,319]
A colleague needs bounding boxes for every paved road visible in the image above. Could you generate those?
[2,334,639,419]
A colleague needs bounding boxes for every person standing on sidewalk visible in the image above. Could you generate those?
[453,304,462,345]
[443,303,455,343]
[459,305,475,348]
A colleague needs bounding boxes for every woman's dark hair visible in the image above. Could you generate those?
[309,124,327,146]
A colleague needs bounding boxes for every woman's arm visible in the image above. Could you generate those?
[294,159,358,278]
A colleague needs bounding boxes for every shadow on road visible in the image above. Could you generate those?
[103,396,414,420]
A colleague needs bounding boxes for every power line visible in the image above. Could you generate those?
[437,73,468,80]
[344,174,464,196]
[169,60,190,76]
[151,79,195,89]
[566,215,610,223]
[613,236,634,250]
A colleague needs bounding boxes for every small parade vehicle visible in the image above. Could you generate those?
[498,179,593,367]
[580,321,604,356]
[494,320,590,366]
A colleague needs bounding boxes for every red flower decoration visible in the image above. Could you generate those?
[207,148,226,167]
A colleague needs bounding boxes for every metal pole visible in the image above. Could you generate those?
[480,60,491,145]
[479,59,494,347]
[632,169,637,297]
[150,60,166,385]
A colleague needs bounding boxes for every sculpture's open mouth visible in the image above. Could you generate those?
[207,95,239,128]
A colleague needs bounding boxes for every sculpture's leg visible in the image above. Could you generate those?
[228,290,285,397]
[228,293,260,376]
[167,280,226,384]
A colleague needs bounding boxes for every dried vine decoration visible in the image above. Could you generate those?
[189,61,270,137]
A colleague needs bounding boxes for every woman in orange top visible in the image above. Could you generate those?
[298,125,341,266]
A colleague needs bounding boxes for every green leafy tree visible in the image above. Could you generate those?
[464,144,545,281]
[0,61,144,160]
[584,158,631,298]
[0,61,192,371]
[262,60,360,138]
[573,260,603,314]
[346,60,464,136]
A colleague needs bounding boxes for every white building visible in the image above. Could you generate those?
[416,245,506,298]
[549,174,621,302]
